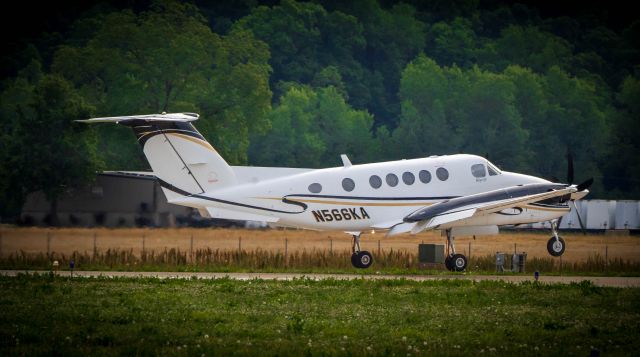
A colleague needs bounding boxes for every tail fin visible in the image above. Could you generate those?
[78,113,237,197]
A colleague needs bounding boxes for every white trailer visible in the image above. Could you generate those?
[614,200,639,230]
[585,200,616,230]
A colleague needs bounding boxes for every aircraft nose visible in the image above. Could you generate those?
[504,172,550,185]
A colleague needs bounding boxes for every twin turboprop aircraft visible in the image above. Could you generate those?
[80,112,593,271]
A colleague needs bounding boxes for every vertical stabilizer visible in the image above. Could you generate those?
[78,113,237,196]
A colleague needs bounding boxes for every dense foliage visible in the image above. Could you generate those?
[1,0,638,220]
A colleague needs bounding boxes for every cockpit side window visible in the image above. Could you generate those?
[486,162,501,176]
[471,164,486,178]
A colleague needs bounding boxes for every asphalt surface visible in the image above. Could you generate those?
[1,270,639,287]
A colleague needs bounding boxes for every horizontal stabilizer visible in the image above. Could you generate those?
[100,171,157,180]
[77,112,199,123]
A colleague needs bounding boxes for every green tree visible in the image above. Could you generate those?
[329,0,426,124]
[542,66,608,191]
[235,0,365,96]
[602,75,640,198]
[393,55,455,158]
[504,65,552,175]
[249,86,326,168]
[249,85,375,168]
[0,74,100,223]
[492,26,573,73]
[426,17,477,67]
[53,0,272,166]
[460,67,528,171]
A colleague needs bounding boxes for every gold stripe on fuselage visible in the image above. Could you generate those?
[257,197,571,211]
[256,197,435,207]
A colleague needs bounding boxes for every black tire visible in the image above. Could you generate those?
[450,254,468,272]
[351,253,359,268]
[354,251,373,269]
[547,236,566,257]
[444,255,453,271]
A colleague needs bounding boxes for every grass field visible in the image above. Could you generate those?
[2,227,639,262]
[0,274,638,355]
[1,227,639,274]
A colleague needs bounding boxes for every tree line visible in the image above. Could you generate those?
[1,0,639,221]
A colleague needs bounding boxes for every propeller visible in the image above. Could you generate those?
[577,177,594,192]
[558,149,592,235]
[567,148,574,185]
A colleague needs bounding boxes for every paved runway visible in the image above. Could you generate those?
[2,270,639,287]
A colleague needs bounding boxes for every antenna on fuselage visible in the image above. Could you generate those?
[340,154,352,168]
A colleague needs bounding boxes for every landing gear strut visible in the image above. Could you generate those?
[546,219,566,257]
[444,229,467,272]
[351,233,373,269]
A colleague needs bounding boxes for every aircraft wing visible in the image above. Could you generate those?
[404,184,576,234]
[474,187,575,214]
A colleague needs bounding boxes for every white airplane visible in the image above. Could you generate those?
[80,112,592,271]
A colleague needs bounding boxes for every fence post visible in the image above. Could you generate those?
[93,232,97,257]
[142,232,146,254]
[469,242,471,259]
[330,239,333,254]
[238,236,242,251]
[0,231,3,258]
[285,238,288,256]
[47,231,51,257]
[378,240,381,255]
[605,245,608,272]
[190,234,194,264]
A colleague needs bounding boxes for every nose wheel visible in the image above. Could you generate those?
[547,236,566,256]
[547,219,566,257]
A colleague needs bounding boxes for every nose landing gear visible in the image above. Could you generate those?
[547,219,566,257]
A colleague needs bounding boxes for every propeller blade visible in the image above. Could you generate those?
[550,176,560,183]
[570,200,587,235]
[566,148,574,184]
[577,178,594,192]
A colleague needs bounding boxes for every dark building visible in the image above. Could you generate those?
[21,172,193,227]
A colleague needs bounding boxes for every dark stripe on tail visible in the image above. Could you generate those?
[119,120,205,147]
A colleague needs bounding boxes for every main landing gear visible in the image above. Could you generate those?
[444,229,467,272]
[547,219,566,257]
[351,233,373,269]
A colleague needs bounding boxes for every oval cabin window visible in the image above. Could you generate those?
[386,173,399,187]
[402,172,415,185]
[436,167,449,181]
[308,183,322,193]
[419,170,432,183]
[342,178,356,192]
[369,175,382,189]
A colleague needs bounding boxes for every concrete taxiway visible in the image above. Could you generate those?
[1,270,639,287]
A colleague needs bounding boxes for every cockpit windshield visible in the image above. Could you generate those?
[486,161,501,176]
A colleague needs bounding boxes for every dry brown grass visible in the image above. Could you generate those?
[1,227,638,263]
